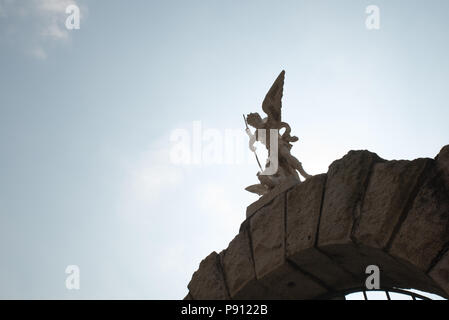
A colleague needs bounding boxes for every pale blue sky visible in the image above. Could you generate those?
[0,0,448,299]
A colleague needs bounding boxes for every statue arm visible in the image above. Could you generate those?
[246,128,257,152]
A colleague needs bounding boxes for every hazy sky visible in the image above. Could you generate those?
[0,0,448,299]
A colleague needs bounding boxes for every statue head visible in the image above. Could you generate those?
[246,113,264,129]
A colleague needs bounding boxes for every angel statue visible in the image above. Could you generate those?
[244,70,312,196]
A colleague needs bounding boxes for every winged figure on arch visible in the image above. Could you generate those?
[244,70,312,196]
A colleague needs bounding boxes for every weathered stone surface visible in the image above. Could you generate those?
[318,244,372,286]
[429,250,449,297]
[318,150,383,247]
[288,248,357,291]
[354,159,431,248]
[256,263,327,299]
[250,194,285,279]
[233,220,290,299]
[436,145,449,187]
[286,174,326,257]
[187,252,229,300]
[389,161,449,271]
[221,229,259,298]
[246,178,298,218]
[320,243,446,296]
[231,277,275,299]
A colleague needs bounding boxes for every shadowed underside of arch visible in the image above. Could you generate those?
[185,145,449,300]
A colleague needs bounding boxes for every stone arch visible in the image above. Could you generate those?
[185,146,449,300]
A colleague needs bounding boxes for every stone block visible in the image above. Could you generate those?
[221,229,264,298]
[246,178,298,218]
[318,150,383,246]
[354,158,431,248]
[389,162,449,271]
[288,247,357,291]
[187,252,229,300]
[286,174,326,256]
[429,250,449,298]
[250,194,285,279]
[320,243,446,296]
[256,263,327,299]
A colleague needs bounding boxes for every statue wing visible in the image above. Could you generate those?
[262,70,285,125]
